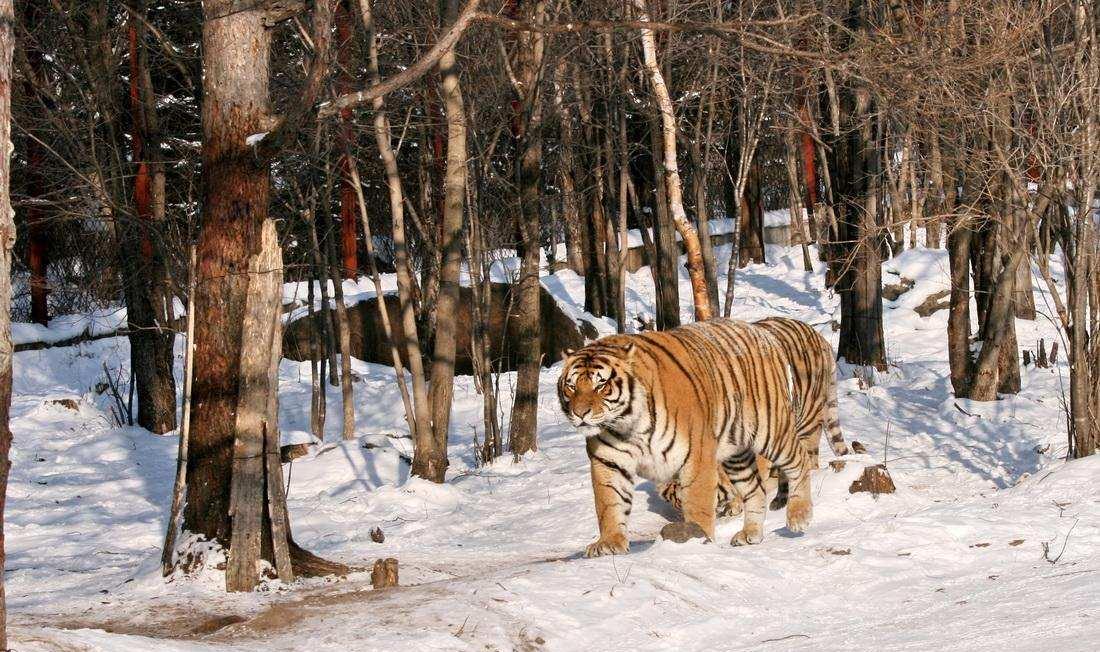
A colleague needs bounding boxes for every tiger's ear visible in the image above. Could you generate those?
[610,342,636,358]
[560,348,576,361]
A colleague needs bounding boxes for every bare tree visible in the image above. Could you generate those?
[180,0,344,590]
[422,0,473,481]
[0,0,14,642]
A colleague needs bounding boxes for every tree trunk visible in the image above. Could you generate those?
[800,104,820,243]
[968,247,1026,401]
[828,9,886,370]
[508,0,545,458]
[422,0,468,482]
[688,132,720,316]
[947,218,973,396]
[335,0,359,278]
[737,157,766,267]
[224,220,293,592]
[186,0,274,558]
[22,0,48,326]
[784,126,813,272]
[634,0,711,321]
[326,228,356,441]
[185,0,341,586]
[0,2,15,642]
[555,64,585,275]
[125,4,176,434]
[360,0,432,452]
[645,117,680,329]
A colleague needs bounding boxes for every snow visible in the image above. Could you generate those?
[623,217,740,249]
[11,307,127,346]
[6,233,1099,650]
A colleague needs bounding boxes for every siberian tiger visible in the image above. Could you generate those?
[657,317,850,517]
[558,318,827,557]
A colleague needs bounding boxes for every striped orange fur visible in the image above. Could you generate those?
[558,317,843,556]
[658,317,850,517]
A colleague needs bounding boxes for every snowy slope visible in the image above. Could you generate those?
[6,239,1098,651]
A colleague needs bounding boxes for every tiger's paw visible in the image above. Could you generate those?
[785,496,813,533]
[585,533,629,557]
[718,499,743,518]
[730,527,763,546]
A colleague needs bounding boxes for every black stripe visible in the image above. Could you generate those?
[593,455,634,482]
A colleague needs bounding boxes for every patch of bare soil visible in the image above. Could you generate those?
[26,606,251,640]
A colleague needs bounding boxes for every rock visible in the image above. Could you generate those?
[850,441,868,454]
[279,443,311,463]
[660,521,708,543]
[829,460,846,473]
[883,277,915,300]
[849,464,896,496]
[370,526,385,543]
[914,289,951,317]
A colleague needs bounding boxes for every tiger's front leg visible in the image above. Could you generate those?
[585,435,636,557]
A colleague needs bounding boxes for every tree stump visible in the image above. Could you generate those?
[371,558,398,589]
[849,465,896,496]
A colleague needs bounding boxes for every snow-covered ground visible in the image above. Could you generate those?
[6,241,1098,651]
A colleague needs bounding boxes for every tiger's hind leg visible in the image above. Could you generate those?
[722,448,768,546]
[769,437,814,533]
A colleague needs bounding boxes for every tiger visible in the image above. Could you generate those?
[656,317,850,518]
[558,317,826,557]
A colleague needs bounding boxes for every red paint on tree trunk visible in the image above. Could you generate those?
[129,22,153,261]
[800,104,818,209]
[336,1,358,278]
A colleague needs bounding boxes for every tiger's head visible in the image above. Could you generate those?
[557,340,638,430]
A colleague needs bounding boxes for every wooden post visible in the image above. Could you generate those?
[226,220,284,592]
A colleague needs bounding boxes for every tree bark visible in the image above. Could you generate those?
[335,0,359,278]
[184,0,340,586]
[422,0,469,482]
[125,4,177,434]
[508,0,545,458]
[360,0,432,450]
[645,115,680,329]
[0,1,15,642]
[22,3,49,326]
[634,0,711,321]
[186,0,274,556]
[554,63,585,275]
[737,157,766,267]
[828,22,886,370]
[326,229,356,441]
[947,217,973,396]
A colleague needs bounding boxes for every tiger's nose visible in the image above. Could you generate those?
[573,406,591,421]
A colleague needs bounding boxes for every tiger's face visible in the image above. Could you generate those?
[557,343,636,429]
